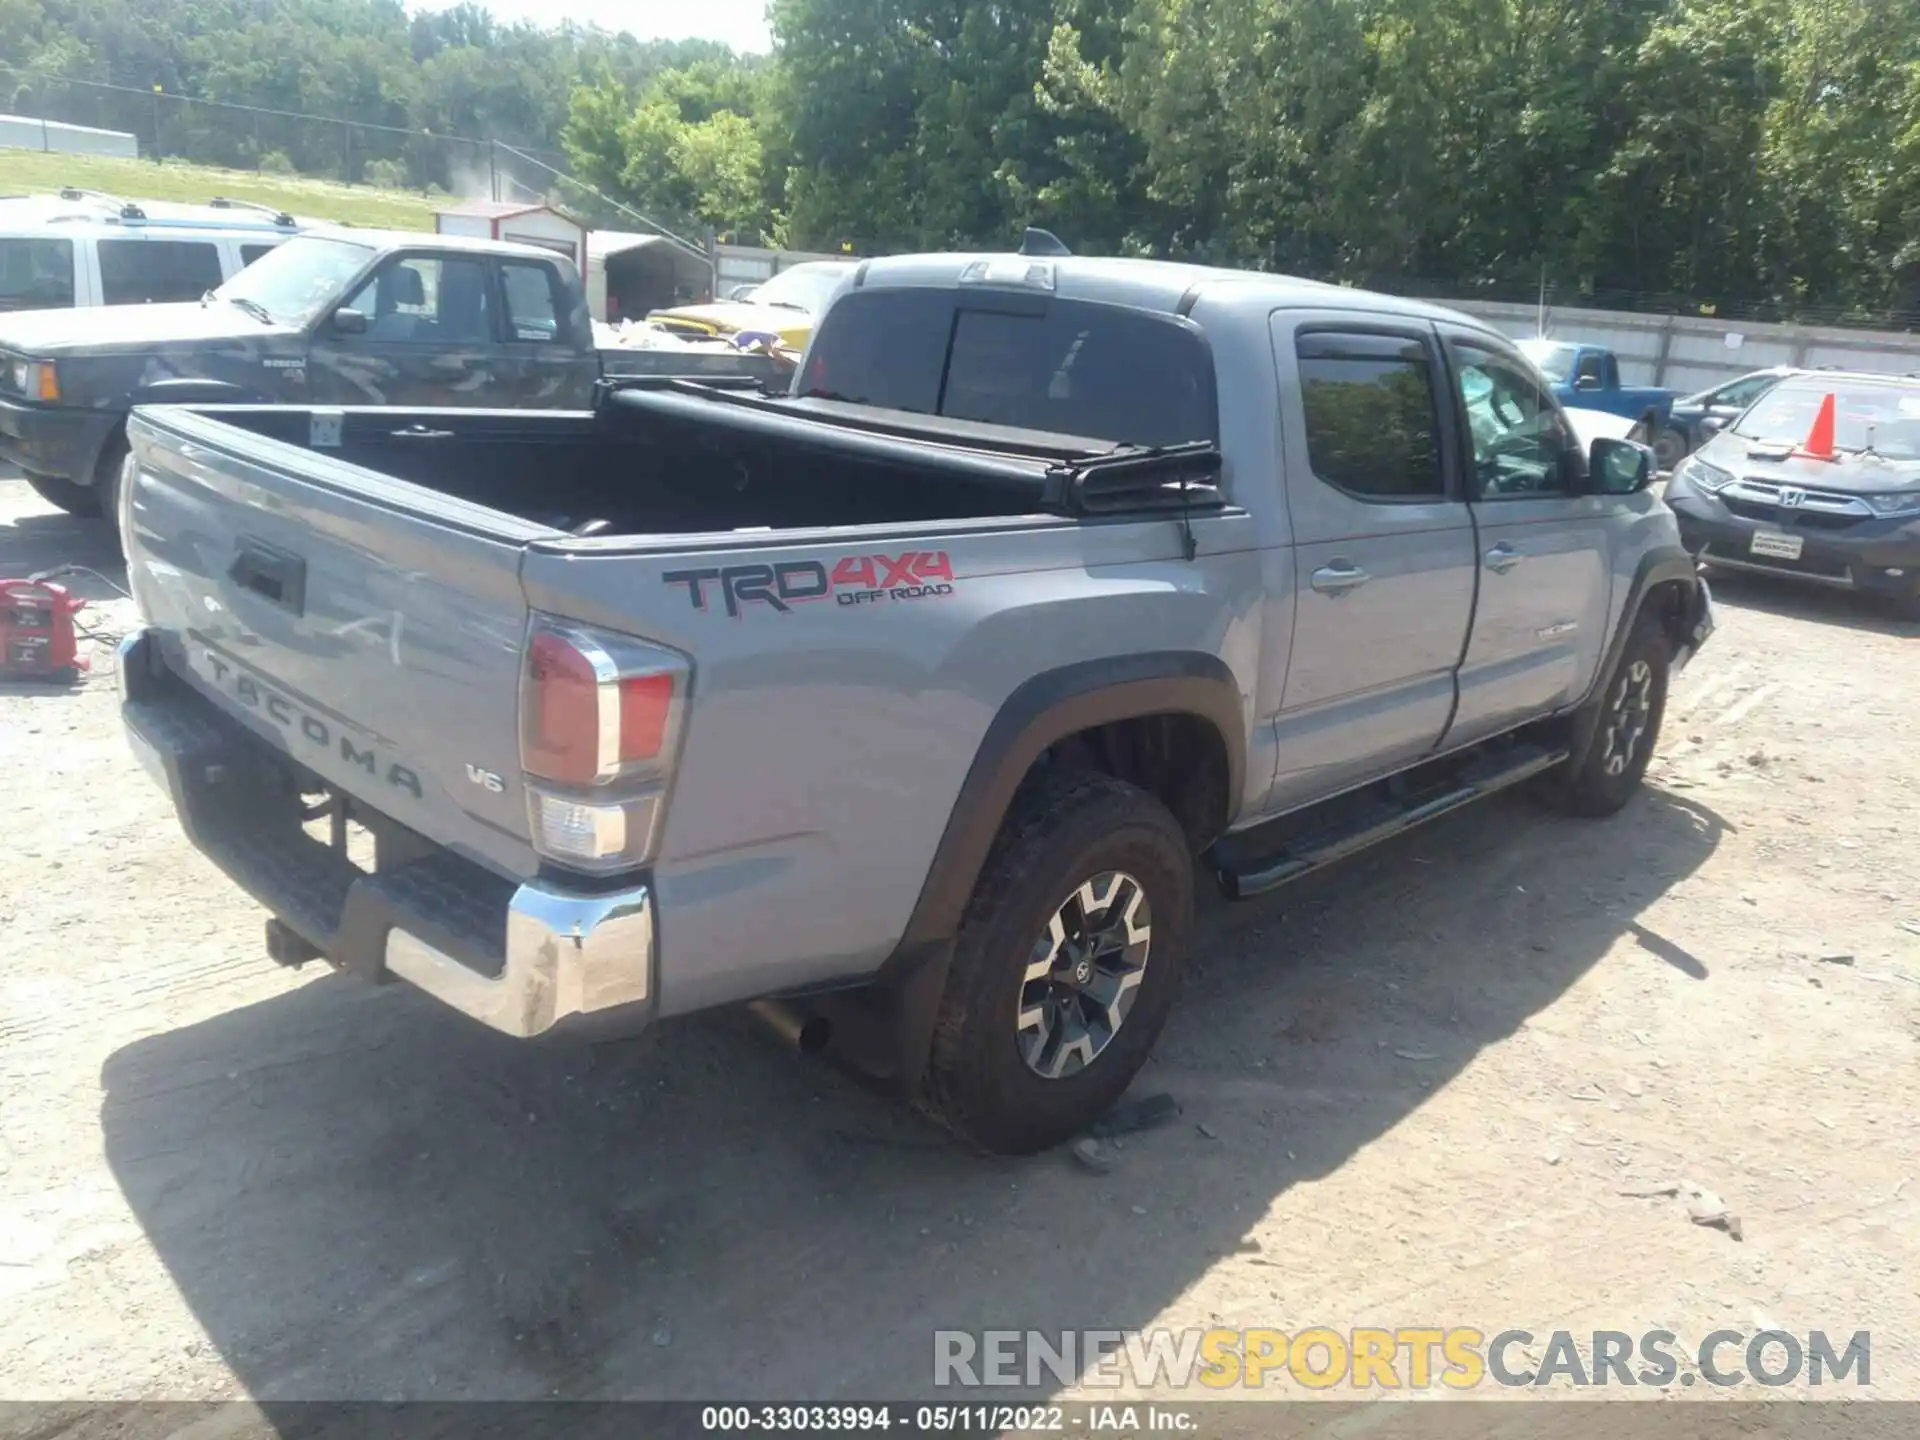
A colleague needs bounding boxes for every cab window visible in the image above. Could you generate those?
[1452,342,1585,497]
[342,255,492,345]
[800,288,1218,447]
[1295,332,1446,500]
[500,261,562,343]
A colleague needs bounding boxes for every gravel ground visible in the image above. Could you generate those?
[2,471,1917,1416]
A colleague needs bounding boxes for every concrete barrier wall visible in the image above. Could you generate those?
[1450,299,1920,395]
[0,114,139,160]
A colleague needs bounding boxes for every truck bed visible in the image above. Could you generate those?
[175,390,1134,537]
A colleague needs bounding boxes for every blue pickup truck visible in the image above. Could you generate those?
[1518,340,1682,466]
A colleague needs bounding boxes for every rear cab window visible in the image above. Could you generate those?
[500,260,563,343]
[798,286,1217,448]
[0,237,77,312]
[98,238,225,304]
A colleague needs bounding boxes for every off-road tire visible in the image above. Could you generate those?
[920,770,1195,1155]
[22,471,102,519]
[1546,611,1671,818]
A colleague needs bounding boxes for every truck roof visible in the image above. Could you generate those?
[298,224,581,265]
[853,251,1492,331]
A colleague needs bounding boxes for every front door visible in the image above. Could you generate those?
[1441,329,1616,745]
[308,251,500,407]
[1267,315,1478,810]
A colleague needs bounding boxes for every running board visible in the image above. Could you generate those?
[1207,741,1569,900]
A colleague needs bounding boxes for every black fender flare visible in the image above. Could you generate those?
[1566,544,1700,764]
[864,651,1244,1091]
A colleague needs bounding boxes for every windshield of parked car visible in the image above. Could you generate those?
[1684,371,1780,409]
[1733,382,1920,458]
[1516,340,1574,383]
[747,264,849,316]
[211,235,373,325]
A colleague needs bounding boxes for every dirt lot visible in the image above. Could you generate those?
[2,470,1917,1416]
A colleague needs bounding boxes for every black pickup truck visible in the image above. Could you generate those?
[0,226,770,520]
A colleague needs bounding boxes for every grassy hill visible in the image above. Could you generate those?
[0,149,440,230]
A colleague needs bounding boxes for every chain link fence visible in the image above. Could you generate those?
[0,66,567,197]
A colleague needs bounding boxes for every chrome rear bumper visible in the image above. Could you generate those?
[120,628,655,1039]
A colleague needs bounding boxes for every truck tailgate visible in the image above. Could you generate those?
[123,407,549,877]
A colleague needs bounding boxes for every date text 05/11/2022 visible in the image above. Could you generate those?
[697,1403,1198,1433]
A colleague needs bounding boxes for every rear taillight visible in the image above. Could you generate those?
[519,616,688,874]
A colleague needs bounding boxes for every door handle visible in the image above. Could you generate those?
[1310,561,1370,594]
[1484,542,1522,574]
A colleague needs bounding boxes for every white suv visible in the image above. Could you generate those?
[0,190,306,315]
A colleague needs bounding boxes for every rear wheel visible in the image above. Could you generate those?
[1653,426,1688,471]
[920,770,1194,1154]
[21,470,102,519]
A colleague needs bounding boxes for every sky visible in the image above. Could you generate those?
[408,0,772,53]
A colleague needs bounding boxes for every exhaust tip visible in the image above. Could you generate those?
[747,999,833,1055]
[794,1015,832,1055]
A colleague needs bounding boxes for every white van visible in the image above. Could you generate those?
[0,190,307,314]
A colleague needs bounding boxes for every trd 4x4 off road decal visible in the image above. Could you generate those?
[663,551,956,617]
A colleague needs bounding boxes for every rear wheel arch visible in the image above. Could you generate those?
[894,651,1244,955]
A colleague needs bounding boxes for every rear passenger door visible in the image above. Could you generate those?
[1440,327,1615,744]
[1267,315,1478,809]
[494,256,594,408]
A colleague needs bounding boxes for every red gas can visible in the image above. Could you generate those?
[0,578,87,681]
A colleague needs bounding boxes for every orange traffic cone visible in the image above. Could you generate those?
[1799,391,1838,460]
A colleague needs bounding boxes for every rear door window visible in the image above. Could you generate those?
[0,237,75,311]
[500,260,562,342]
[801,287,1217,446]
[1296,332,1446,500]
[98,239,225,304]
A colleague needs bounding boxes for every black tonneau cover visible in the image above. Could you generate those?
[601,381,1225,517]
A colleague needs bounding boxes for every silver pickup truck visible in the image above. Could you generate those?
[115,249,1713,1153]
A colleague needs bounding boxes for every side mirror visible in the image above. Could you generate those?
[1590,436,1655,495]
[331,307,369,336]
[1574,374,1602,392]
[1700,414,1728,432]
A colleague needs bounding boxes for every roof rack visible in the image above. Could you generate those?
[208,196,298,227]
[56,187,146,220]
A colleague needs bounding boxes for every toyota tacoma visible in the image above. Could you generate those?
[114,247,1714,1153]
